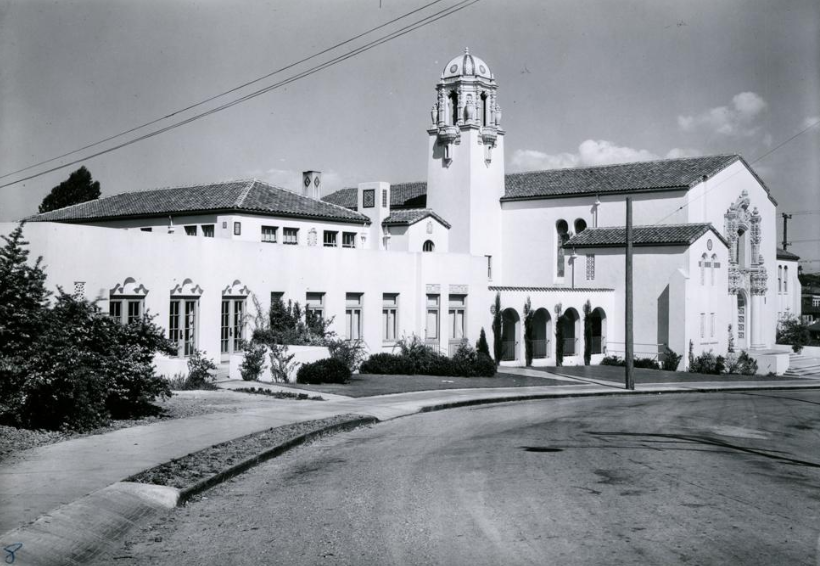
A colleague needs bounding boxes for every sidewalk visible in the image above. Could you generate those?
[2,373,819,564]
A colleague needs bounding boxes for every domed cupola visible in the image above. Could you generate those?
[429,48,502,165]
[442,47,493,80]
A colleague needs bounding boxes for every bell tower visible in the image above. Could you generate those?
[426,48,505,266]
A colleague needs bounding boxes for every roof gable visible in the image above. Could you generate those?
[565,223,729,249]
[382,208,451,229]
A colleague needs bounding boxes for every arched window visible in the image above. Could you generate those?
[700,254,707,285]
[784,266,789,293]
[711,254,717,286]
[574,218,587,234]
[423,240,435,252]
[778,266,783,293]
[737,229,748,268]
[556,220,569,278]
[480,92,489,127]
[448,91,458,126]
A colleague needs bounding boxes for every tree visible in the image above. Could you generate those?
[476,328,490,357]
[777,313,811,353]
[555,303,564,367]
[582,300,592,366]
[38,166,101,213]
[523,297,534,367]
[492,292,503,366]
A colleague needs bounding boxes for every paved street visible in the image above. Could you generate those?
[93,391,820,565]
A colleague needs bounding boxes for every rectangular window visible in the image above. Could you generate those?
[323,231,338,247]
[262,226,278,243]
[140,227,152,232]
[202,225,215,238]
[586,254,595,280]
[109,300,122,320]
[169,299,198,357]
[109,299,143,324]
[382,293,398,342]
[448,295,467,341]
[486,255,493,281]
[233,222,241,236]
[700,313,705,339]
[342,232,356,248]
[271,291,284,304]
[363,189,375,208]
[710,313,715,338]
[184,225,197,237]
[345,293,363,340]
[306,292,325,321]
[127,300,142,324]
[283,228,299,245]
[382,190,388,208]
[814,298,820,307]
[426,294,440,341]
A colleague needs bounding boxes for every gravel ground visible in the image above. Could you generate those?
[0,390,301,462]
[128,414,371,490]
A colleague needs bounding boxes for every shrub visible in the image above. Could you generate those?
[239,341,267,381]
[360,353,414,374]
[555,305,564,367]
[473,353,497,377]
[582,300,592,366]
[395,335,441,374]
[724,350,758,375]
[633,357,660,370]
[661,347,683,371]
[451,341,478,375]
[476,328,490,357]
[601,355,624,366]
[523,297,534,367]
[688,350,725,375]
[327,338,367,372]
[492,293,502,366]
[254,296,334,346]
[296,358,351,384]
[777,313,811,353]
[186,349,218,389]
[269,343,298,383]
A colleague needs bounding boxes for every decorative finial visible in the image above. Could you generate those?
[464,47,469,54]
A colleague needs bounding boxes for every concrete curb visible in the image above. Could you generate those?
[175,415,379,505]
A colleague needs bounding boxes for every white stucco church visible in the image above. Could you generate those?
[8,49,801,376]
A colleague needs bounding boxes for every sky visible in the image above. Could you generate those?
[1,0,818,267]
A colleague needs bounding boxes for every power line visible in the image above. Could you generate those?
[781,210,820,216]
[0,0,476,188]
[650,118,820,226]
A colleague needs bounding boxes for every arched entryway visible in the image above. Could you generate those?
[559,308,580,357]
[533,308,551,359]
[589,307,606,355]
[502,308,520,361]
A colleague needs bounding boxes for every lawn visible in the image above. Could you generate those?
[535,365,792,384]
[279,371,574,398]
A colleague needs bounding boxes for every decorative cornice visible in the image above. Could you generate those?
[110,277,149,297]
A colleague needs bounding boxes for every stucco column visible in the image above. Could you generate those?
[750,293,765,350]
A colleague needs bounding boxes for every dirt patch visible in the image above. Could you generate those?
[129,414,371,490]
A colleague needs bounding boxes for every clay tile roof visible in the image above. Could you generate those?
[322,181,428,210]
[382,208,451,229]
[27,179,370,224]
[503,155,742,200]
[777,247,801,261]
[564,223,728,248]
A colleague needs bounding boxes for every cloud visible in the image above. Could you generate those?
[802,116,820,130]
[512,139,670,171]
[665,147,703,159]
[677,92,767,137]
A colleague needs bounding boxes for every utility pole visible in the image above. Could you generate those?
[625,197,634,390]
[781,213,792,250]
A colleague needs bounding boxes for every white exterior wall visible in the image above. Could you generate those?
[10,222,487,376]
[386,218,449,253]
[775,259,801,321]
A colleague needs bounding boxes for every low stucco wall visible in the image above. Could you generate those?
[228,345,330,383]
[772,344,820,357]
[748,351,790,375]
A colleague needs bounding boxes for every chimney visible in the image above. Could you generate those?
[302,171,322,200]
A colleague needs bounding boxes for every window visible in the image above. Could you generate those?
[306,292,325,321]
[423,240,435,252]
[363,189,375,208]
[448,295,466,341]
[202,225,215,238]
[778,266,783,293]
[382,293,398,342]
[140,227,152,232]
[711,254,717,286]
[585,254,595,280]
[382,190,388,208]
[448,91,458,125]
[109,299,144,324]
[220,299,245,354]
[486,255,493,281]
[813,297,820,307]
[233,222,241,236]
[700,254,707,285]
[169,298,199,357]
[556,220,569,278]
[323,231,338,247]
[184,225,197,237]
[283,228,299,245]
[710,313,715,338]
[700,313,705,339]
[345,293,363,340]
[342,232,356,248]
[426,294,440,341]
[574,218,587,234]
[271,291,284,305]
[784,266,789,293]
[262,226,278,243]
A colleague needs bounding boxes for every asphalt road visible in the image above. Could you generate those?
[96,390,820,565]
